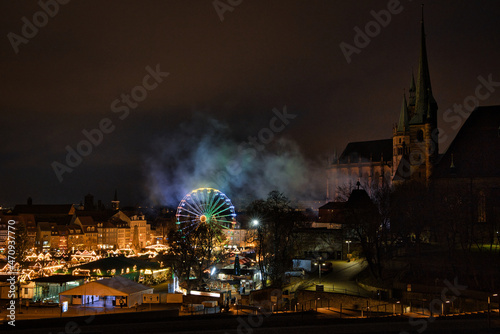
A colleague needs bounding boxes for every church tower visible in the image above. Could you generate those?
[111,189,120,211]
[394,5,438,184]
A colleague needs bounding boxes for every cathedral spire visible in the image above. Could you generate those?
[397,92,409,132]
[408,70,416,106]
[410,70,416,92]
[411,4,437,125]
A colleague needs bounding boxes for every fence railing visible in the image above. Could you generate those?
[316,285,373,298]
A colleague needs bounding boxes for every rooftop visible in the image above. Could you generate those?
[337,139,393,164]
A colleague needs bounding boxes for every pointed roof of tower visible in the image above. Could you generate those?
[426,89,433,119]
[409,71,416,93]
[410,5,437,125]
[397,93,409,132]
[408,71,416,106]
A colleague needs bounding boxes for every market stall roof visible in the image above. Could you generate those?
[32,275,85,284]
[59,276,151,297]
[73,256,160,273]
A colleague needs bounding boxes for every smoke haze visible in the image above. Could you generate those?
[144,113,325,209]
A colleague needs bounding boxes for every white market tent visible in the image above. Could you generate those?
[59,276,153,307]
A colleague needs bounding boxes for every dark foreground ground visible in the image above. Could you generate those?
[2,309,500,334]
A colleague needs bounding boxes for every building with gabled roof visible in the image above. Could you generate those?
[36,222,53,251]
[50,224,67,251]
[97,221,118,249]
[75,216,98,250]
[317,201,347,229]
[67,224,85,250]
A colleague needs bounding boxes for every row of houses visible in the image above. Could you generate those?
[0,204,160,251]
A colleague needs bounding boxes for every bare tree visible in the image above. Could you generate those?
[167,221,226,290]
[246,191,306,288]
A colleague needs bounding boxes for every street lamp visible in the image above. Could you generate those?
[315,261,325,283]
[252,219,259,226]
[345,240,351,260]
[488,293,498,327]
[494,294,499,320]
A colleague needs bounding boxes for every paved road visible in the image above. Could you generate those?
[302,260,372,297]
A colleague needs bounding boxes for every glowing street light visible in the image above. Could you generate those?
[252,219,259,226]
[314,261,326,283]
[345,240,352,259]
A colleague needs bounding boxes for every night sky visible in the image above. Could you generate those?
[1,1,499,208]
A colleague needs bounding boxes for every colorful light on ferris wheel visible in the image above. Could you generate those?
[176,188,236,238]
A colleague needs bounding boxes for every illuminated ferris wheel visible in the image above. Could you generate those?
[176,188,236,237]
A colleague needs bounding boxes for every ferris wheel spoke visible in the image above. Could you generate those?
[203,189,216,214]
[192,191,208,214]
[183,198,203,214]
[189,191,201,211]
[199,189,211,212]
[179,199,200,216]
[179,222,196,231]
[176,214,199,220]
[177,219,198,227]
[181,200,204,217]
[213,213,235,221]
[177,206,202,218]
[213,206,234,217]
[208,196,226,215]
[216,217,235,224]
[208,190,220,212]
[211,199,230,217]
[216,223,231,229]
[183,194,204,213]
[209,191,227,214]
[204,194,221,217]
[216,219,233,225]
[178,217,199,226]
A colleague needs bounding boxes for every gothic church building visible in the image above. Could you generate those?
[328,12,440,198]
